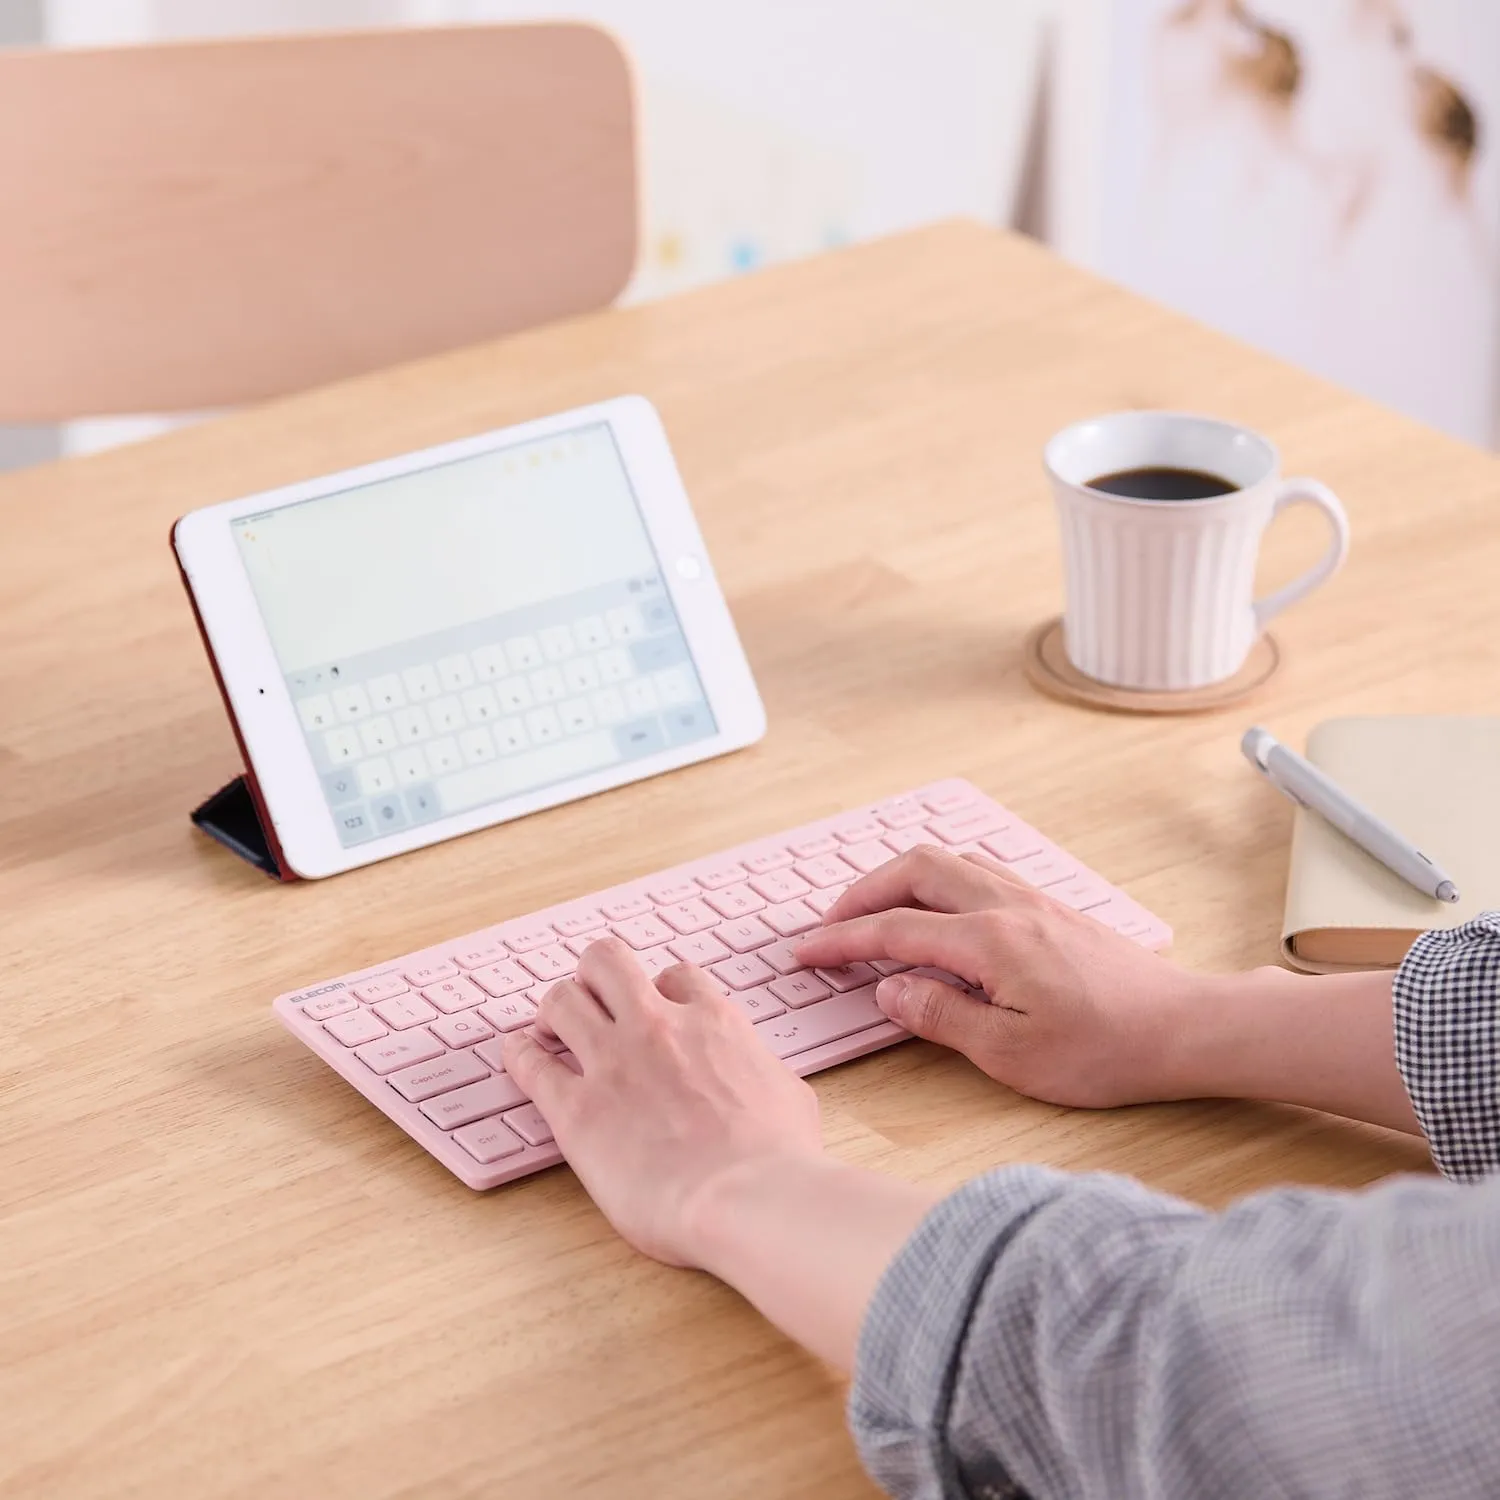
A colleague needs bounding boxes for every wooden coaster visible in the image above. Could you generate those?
[1022,617,1281,715]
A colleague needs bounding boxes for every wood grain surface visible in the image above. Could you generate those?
[3,221,1490,1500]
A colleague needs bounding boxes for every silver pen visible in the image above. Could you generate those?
[1241,726,1460,903]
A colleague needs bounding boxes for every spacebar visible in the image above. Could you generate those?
[436,732,621,815]
[753,987,886,1059]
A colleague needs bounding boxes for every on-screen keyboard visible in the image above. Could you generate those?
[272,779,1172,1189]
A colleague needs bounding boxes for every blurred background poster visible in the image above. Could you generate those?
[1098,0,1500,446]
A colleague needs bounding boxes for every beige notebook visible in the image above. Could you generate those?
[1281,716,1500,972]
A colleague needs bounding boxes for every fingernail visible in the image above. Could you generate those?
[876,976,908,1014]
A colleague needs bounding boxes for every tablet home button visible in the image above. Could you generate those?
[675,555,702,580]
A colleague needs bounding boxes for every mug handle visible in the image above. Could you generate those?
[1252,477,1351,633]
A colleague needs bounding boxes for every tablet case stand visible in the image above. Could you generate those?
[191,775,293,880]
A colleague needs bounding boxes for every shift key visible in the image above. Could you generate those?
[419,1074,528,1130]
[753,988,886,1059]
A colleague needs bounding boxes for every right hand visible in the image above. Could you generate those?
[794,846,1211,1109]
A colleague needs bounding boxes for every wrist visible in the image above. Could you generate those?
[679,1149,831,1276]
[1156,965,1310,1102]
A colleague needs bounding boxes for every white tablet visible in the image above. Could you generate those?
[173,396,766,879]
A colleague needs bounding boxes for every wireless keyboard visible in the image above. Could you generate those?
[273,779,1171,1189]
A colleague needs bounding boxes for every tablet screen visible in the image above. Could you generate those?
[230,422,717,846]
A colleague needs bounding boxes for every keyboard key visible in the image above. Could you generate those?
[743,849,795,876]
[302,992,356,1020]
[420,1074,528,1130]
[493,718,528,754]
[473,1036,512,1072]
[455,1117,525,1163]
[477,995,540,1032]
[711,953,776,990]
[373,993,439,1029]
[695,862,747,891]
[840,840,897,874]
[877,796,929,829]
[574,615,610,651]
[540,625,576,661]
[728,985,786,1022]
[437,654,475,691]
[504,924,558,954]
[762,899,821,938]
[389,1049,490,1102]
[884,827,941,854]
[553,908,605,939]
[429,695,466,734]
[759,938,807,975]
[601,894,653,922]
[637,947,679,980]
[402,663,440,701]
[560,700,595,734]
[804,887,847,914]
[359,717,397,755]
[648,880,698,905]
[870,959,913,976]
[405,960,460,988]
[923,788,976,815]
[519,945,577,981]
[980,828,1046,863]
[355,1028,445,1075]
[297,693,337,732]
[607,603,645,641]
[356,758,395,796]
[323,726,361,764]
[769,973,832,1009]
[667,931,732,966]
[425,737,462,776]
[525,706,563,743]
[1048,876,1112,911]
[495,677,533,713]
[815,963,879,993]
[794,854,858,888]
[471,643,508,680]
[789,834,840,858]
[564,657,600,694]
[753,989,886,1059]
[333,684,372,721]
[472,961,532,997]
[461,686,500,722]
[929,807,1010,844]
[349,975,408,1004]
[459,727,495,766]
[392,747,429,785]
[611,914,675,950]
[505,635,543,672]
[502,1103,555,1146]
[530,667,567,704]
[1010,852,1077,887]
[657,899,717,935]
[452,939,508,969]
[716,916,777,953]
[704,883,764,918]
[324,1009,388,1047]
[431,1011,495,1048]
[562,933,604,958]
[747,868,812,903]
[833,817,885,844]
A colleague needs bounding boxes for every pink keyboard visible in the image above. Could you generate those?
[273,779,1171,1189]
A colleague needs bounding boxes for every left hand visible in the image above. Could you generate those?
[502,938,824,1266]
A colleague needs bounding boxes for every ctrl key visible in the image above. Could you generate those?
[454,1117,525,1164]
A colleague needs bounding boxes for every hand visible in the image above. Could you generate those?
[502,938,823,1266]
[794,846,1211,1109]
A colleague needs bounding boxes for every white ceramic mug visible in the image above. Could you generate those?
[1044,411,1350,691]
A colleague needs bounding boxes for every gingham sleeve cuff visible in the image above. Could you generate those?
[1394,913,1500,1182]
[847,1165,1068,1500]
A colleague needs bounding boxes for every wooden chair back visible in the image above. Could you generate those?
[0,24,636,422]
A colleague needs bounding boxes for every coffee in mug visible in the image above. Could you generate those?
[1044,411,1349,691]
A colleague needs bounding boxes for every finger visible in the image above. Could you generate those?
[822,846,1017,925]
[536,978,612,1060]
[502,1030,577,1123]
[875,973,1001,1052]
[654,962,726,1006]
[796,907,986,983]
[575,935,663,1022]
[960,850,1033,889]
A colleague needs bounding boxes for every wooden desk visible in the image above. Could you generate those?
[2,221,1487,1499]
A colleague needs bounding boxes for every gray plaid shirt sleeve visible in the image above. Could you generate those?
[848,920,1500,1500]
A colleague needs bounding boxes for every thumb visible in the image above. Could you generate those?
[875,973,989,1051]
